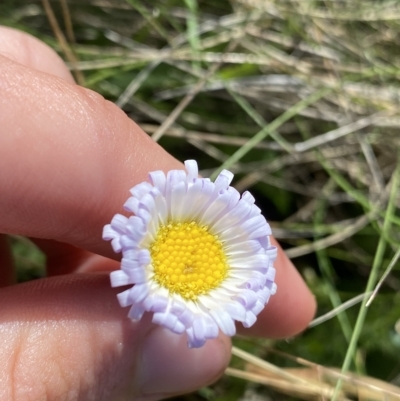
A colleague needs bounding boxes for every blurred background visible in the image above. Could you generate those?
[1,0,400,400]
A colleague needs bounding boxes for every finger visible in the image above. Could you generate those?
[0,274,231,401]
[0,26,74,83]
[0,29,315,337]
[0,53,180,257]
[0,27,99,277]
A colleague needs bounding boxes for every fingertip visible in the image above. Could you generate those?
[0,25,74,82]
[137,328,231,400]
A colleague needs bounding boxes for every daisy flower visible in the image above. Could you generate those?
[103,160,277,348]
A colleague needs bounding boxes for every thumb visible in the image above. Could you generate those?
[0,274,231,401]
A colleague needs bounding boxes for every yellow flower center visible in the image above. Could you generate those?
[150,221,229,300]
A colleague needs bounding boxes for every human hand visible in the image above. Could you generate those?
[0,26,316,401]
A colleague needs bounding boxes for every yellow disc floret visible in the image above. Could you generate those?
[150,221,229,300]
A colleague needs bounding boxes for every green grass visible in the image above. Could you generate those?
[2,0,400,399]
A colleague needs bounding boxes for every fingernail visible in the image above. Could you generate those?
[138,327,230,396]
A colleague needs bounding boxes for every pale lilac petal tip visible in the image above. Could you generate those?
[117,289,131,307]
[102,224,117,241]
[110,270,131,287]
[185,159,198,183]
[214,169,234,190]
[110,214,129,233]
[148,170,167,194]
[128,303,145,320]
[111,238,123,253]
[130,182,152,198]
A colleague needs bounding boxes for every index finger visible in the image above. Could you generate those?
[0,53,179,256]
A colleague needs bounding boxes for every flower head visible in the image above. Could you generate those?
[103,160,277,348]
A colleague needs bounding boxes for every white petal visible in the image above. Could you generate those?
[251,300,265,316]
[241,191,255,204]
[153,191,168,225]
[137,206,151,226]
[190,315,220,345]
[179,179,203,220]
[111,238,122,253]
[226,186,241,209]
[138,208,158,238]
[120,235,136,251]
[201,190,232,226]
[212,200,252,234]
[266,266,276,282]
[110,270,132,287]
[214,169,234,190]
[248,225,272,240]
[117,289,131,307]
[130,182,152,198]
[271,283,277,295]
[185,159,198,183]
[138,249,151,265]
[171,320,186,334]
[256,287,271,304]
[122,249,140,259]
[148,170,166,194]
[234,289,258,308]
[225,240,262,256]
[248,204,262,218]
[241,215,269,235]
[240,278,261,292]
[229,253,269,269]
[153,311,178,331]
[203,315,219,339]
[222,273,253,285]
[224,302,247,322]
[111,214,129,234]
[143,294,169,312]
[139,193,157,215]
[221,223,269,245]
[190,179,216,221]
[128,303,145,320]
[177,308,194,327]
[166,170,187,214]
[170,181,187,221]
[186,327,205,348]
[126,216,146,239]
[265,245,278,260]
[127,284,148,303]
[210,309,236,336]
[125,268,146,283]
[123,197,139,214]
[102,224,117,241]
[243,311,257,328]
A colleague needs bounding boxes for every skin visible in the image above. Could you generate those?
[0,26,316,401]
